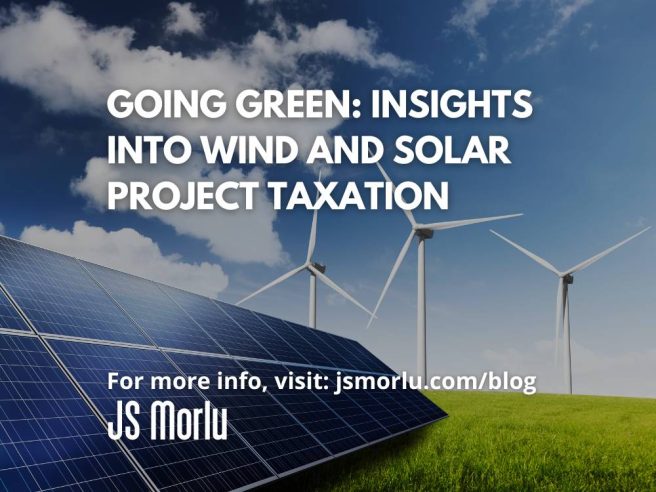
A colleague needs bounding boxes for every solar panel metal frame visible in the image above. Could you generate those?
[0,235,447,491]
[0,287,29,333]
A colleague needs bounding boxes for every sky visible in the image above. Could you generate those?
[0,0,654,397]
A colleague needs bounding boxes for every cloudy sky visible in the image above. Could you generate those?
[0,0,654,397]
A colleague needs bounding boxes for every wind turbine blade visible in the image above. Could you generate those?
[306,170,323,263]
[375,161,417,227]
[421,213,523,231]
[367,230,415,328]
[490,229,561,275]
[564,227,651,275]
[237,265,306,305]
[306,209,318,263]
[308,265,373,317]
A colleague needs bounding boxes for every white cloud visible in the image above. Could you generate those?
[519,0,593,58]
[267,19,414,73]
[0,222,4,235]
[0,3,411,135]
[448,0,499,38]
[164,2,205,36]
[0,2,411,264]
[20,220,228,298]
[579,21,593,36]
[626,216,648,229]
[483,339,656,398]
[71,154,285,265]
[447,0,500,63]
[448,0,595,61]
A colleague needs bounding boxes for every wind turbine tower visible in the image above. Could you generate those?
[369,162,523,381]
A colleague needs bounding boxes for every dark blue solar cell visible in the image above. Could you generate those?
[82,263,224,355]
[49,339,274,492]
[315,369,391,443]
[337,337,395,374]
[322,370,407,434]
[216,302,308,365]
[0,237,150,345]
[168,352,330,474]
[397,389,448,423]
[304,330,372,371]
[0,289,28,332]
[282,321,358,370]
[333,371,447,432]
[359,381,424,429]
[240,360,366,455]
[316,369,390,443]
[160,286,272,361]
[319,332,389,374]
[0,334,148,491]
[254,313,334,368]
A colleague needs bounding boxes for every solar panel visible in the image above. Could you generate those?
[0,236,447,491]
[160,286,272,361]
[49,339,275,491]
[167,351,331,474]
[329,371,446,430]
[397,388,447,423]
[319,369,407,435]
[82,262,225,355]
[281,320,358,371]
[313,369,390,443]
[336,337,395,374]
[0,334,148,491]
[0,238,149,346]
[0,288,29,332]
[253,313,335,368]
[238,360,367,455]
[215,302,309,365]
[321,332,394,374]
[348,376,423,429]
[305,331,367,371]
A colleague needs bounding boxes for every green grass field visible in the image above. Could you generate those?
[264,391,656,491]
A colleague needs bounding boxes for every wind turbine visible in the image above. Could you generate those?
[368,162,523,381]
[238,175,372,328]
[490,226,651,394]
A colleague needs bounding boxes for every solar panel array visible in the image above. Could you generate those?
[0,236,446,491]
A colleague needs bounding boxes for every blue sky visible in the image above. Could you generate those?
[0,0,654,396]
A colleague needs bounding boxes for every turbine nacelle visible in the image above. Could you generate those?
[414,228,434,240]
[238,169,373,327]
[562,274,574,285]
